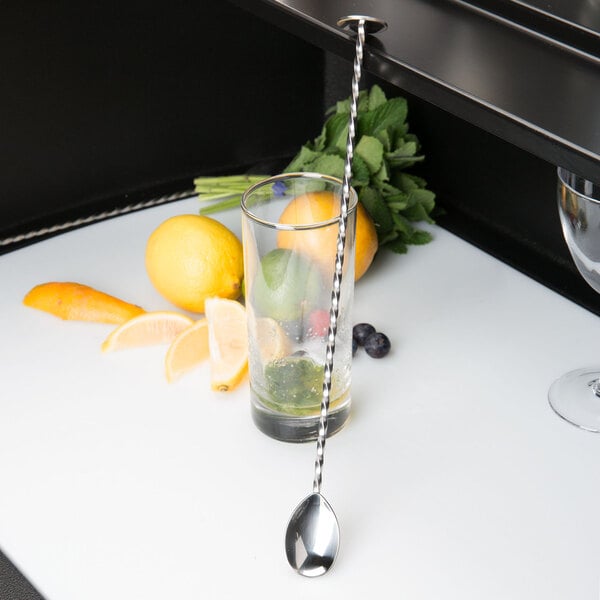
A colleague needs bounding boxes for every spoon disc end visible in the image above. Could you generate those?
[337,15,388,35]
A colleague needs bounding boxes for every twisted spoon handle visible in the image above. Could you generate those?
[313,19,366,495]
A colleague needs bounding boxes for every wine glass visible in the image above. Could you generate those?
[549,167,600,431]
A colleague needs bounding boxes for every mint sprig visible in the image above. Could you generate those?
[194,85,436,253]
[284,85,435,253]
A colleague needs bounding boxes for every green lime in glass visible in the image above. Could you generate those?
[252,248,323,322]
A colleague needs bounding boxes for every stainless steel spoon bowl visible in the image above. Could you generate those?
[285,493,339,577]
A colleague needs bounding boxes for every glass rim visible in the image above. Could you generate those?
[557,166,600,205]
[240,172,359,230]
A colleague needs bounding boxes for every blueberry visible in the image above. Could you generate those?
[352,337,358,356]
[353,323,376,346]
[364,332,391,359]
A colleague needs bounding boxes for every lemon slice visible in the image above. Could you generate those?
[254,317,291,364]
[164,318,209,383]
[204,297,248,391]
[101,311,194,352]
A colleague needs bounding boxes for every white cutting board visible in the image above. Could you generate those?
[1,197,600,600]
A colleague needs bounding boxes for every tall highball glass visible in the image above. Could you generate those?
[241,173,356,443]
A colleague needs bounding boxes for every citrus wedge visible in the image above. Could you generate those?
[253,317,291,364]
[164,319,209,383]
[204,297,248,391]
[101,311,194,352]
[24,282,145,324]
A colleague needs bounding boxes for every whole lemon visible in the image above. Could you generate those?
[145,215,243,313]
[277,191,378,281]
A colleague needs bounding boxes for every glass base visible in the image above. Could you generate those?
[250,392,351,443]
[548,367,600,432]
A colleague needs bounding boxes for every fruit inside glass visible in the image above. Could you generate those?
[241,173,357,443]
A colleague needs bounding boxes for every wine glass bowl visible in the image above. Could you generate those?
[549,167,600,431]
[557,167,600,293]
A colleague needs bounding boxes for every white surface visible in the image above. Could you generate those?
[2,198,600,599]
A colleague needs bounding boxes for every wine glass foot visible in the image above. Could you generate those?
[548,367,600,432]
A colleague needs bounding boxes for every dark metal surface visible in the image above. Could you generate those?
[234,0,600,183]
[0,549,45,600]
[459,0,600,57]
[515,0,600,34]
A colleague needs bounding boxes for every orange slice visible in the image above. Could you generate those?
[23,282,145,324]
[101,311,194,352]
[204,297,248,391]
[277,191,378,281]
[164,319,209,383]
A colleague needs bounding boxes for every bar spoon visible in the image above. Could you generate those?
[284,14,387,577]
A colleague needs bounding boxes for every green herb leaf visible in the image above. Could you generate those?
[385,237,408,254]
[359,187,394,238]
[371,97,408,136]
[307,154,345,180]
[351,154,371,187]
[408,229,433,245]
[324,112,349,155]
[392,172,428,192]
[376,128,392,152]
[410,188,436,214]
[373,161,390,186]
[334,89,370,115]
[284,146,320,173]
[368,85,388,110]
[393,212,415,236]
[403,202,432,223]
[355,135,384,174]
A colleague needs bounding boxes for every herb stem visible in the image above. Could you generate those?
[193,175,266,186]
[194,174,269,214]
[199,196,244,215]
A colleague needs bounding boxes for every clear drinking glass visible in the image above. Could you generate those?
[241,173,357,442]
[549,167,600,431]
